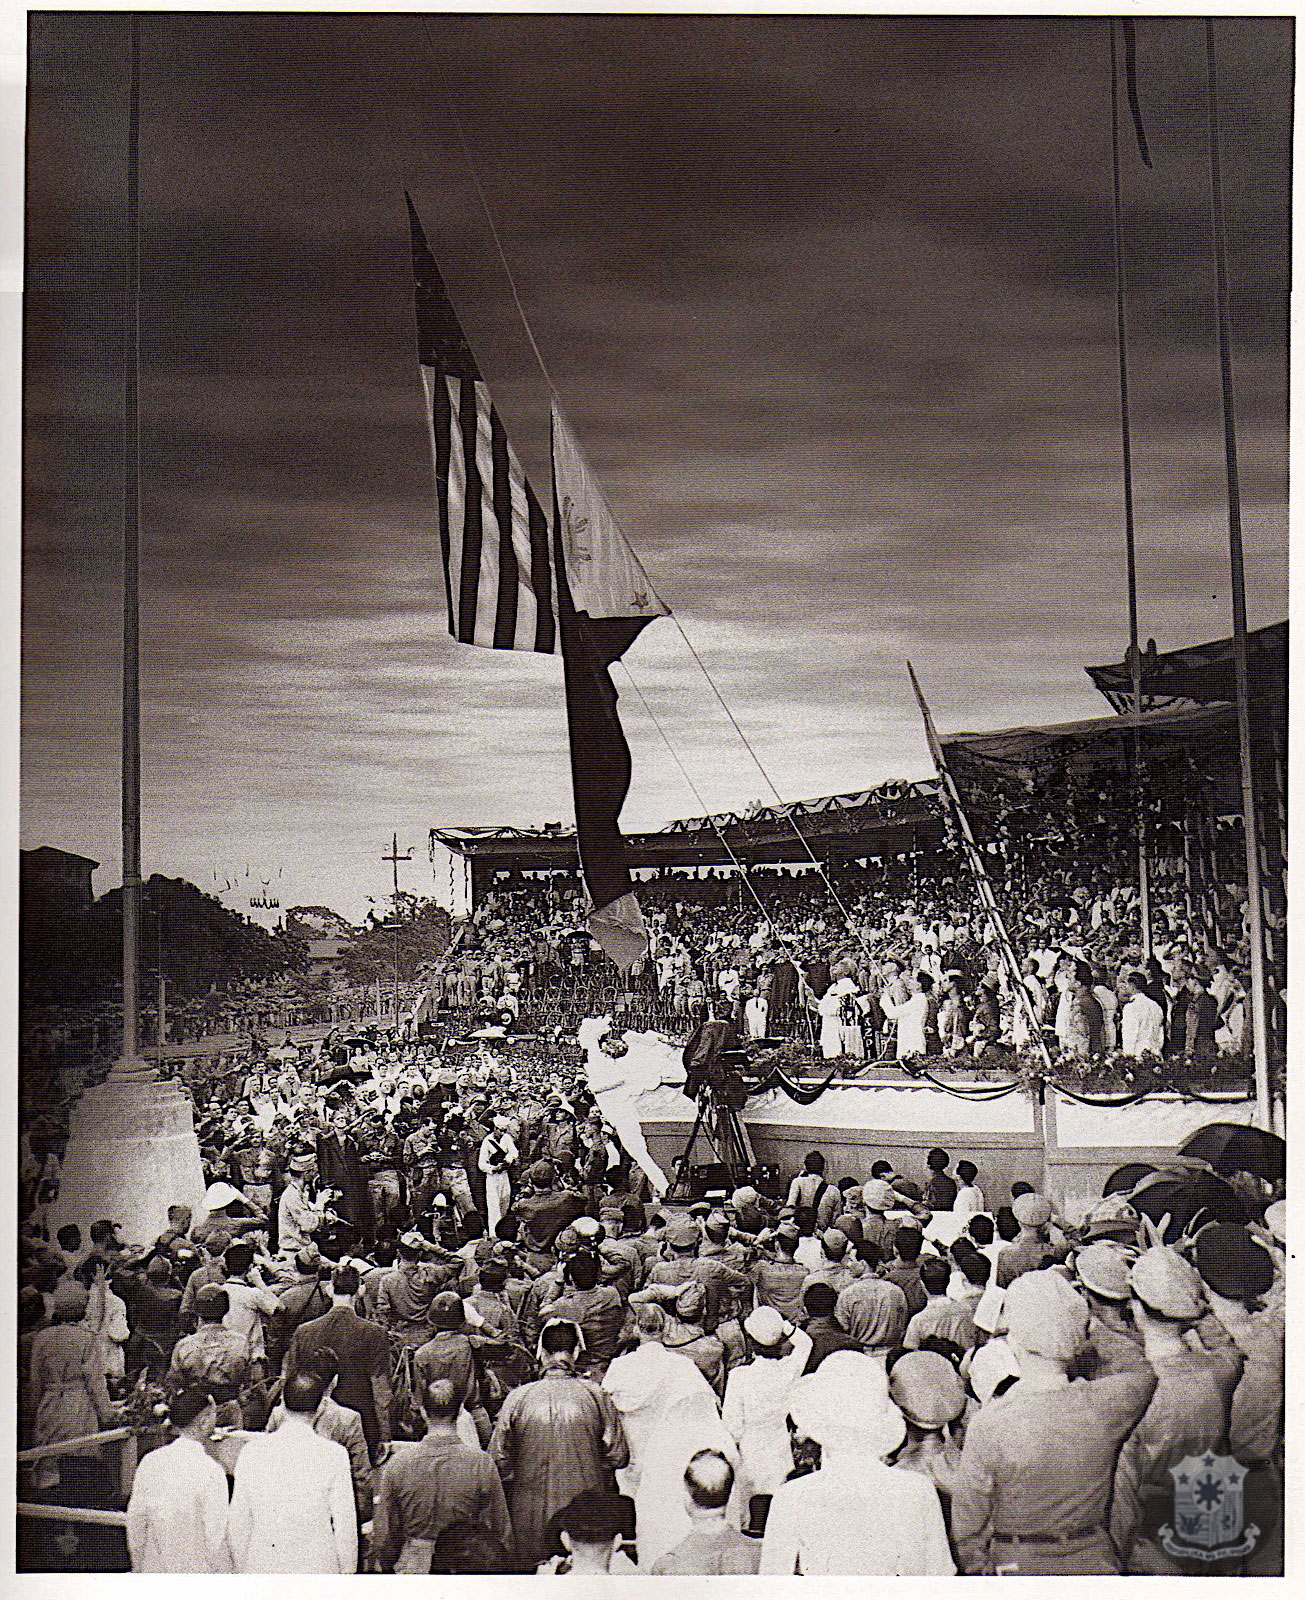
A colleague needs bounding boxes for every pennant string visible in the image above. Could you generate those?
[668,615,879,955]
[419,16,561,401]
[616,661,818,1047]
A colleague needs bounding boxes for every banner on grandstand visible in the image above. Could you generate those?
[407,196,664,969]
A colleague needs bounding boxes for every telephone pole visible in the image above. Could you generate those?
[381,833,413,1026]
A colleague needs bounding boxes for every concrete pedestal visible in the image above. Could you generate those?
[50,1063,205,1247]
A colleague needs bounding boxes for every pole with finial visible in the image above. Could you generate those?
[117,13,146,1079]
[1203,19,1273,1127]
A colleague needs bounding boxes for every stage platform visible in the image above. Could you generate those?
[634,1069,1258,1221]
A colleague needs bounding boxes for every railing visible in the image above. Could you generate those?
[16,1427,139,1543]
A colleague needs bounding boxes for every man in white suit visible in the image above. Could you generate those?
[228,1369,358,1573]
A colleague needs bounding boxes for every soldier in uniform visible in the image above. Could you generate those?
[1071,1242,1148,1378]
[1109,1246,1231,1572]
[1193,1222,1284,1575]
[950,1269,1156,1574]
[168,1285,252,1430]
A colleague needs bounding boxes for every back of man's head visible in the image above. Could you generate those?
[331,1264,360,1299]
[224,1241,254,1277]
[803,1150,826,1175]
[685,1448,734,1512]
[803,1281,838,1320]
[540,1319,581,1358]
[283,1370,328,1415]
[478,1260,508,1292]
[894,1226,923,1263]
[919,1255,950,1297]
[967,1214,995,1246]
[962,1252,991,1289]
[57,1224,81,1253]
[855,1238,883,1271]
[566,1251,600,1292]
[422,1376,460,1425]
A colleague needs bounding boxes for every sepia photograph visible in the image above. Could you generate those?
[14,4,1291,1579]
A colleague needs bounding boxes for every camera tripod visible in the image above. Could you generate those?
[666,1084,757,1200]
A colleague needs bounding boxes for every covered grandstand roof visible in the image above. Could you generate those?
[939,702,1239,769]
[432,779,944,872]
[1085,621,1285,713]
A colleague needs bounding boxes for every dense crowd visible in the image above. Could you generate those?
[431,854,1257,1066]
[17,1009,1284,1575]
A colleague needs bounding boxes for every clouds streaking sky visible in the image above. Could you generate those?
[21,10,1291,922]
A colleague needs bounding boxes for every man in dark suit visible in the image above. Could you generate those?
[287,1263,392,1458]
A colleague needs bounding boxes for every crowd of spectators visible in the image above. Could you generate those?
[17,1006,1284,1575]
[427,852,1257,1069]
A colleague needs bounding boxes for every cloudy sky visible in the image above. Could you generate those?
[21,9,1291,922]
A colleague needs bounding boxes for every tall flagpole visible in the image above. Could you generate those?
[1203,20,1272,1127]
[1108,19,1152,962]
[907,665,1055,1077]
[118,15,144,1075]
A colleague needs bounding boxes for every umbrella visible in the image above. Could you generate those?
[1128,1169,1248,1242]
[1102,1162,1156,1197]
[1177,1122,1286,1184]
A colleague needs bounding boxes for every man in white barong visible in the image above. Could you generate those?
[228,1369,357,1573]
[126,1386,232,1572]
[477,1117,518,1233]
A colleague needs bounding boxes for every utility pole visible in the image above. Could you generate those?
[382,833,413,1026]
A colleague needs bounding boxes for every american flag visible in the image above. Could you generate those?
[407,192,556,653]
[406,193,666,970]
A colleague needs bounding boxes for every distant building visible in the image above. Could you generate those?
[306,934,351,977]
[20,846,99,930]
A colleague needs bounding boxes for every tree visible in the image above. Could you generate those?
[339,896,451,987]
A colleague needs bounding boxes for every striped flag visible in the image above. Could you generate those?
[406,195,667,969]
[407,192,556,653]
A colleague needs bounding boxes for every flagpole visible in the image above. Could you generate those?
[906,665,1055,1078]
[1202,20,1272,1128]
[1108,19,1152,964]
[117,15,144,1076]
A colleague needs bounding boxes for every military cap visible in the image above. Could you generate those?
[1074,1241,1133,1301]
[1012,1192,1053,1228]
[1130,1245,1205,1320]
[890,1349,968,1428]
[665,1216,700,1249]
